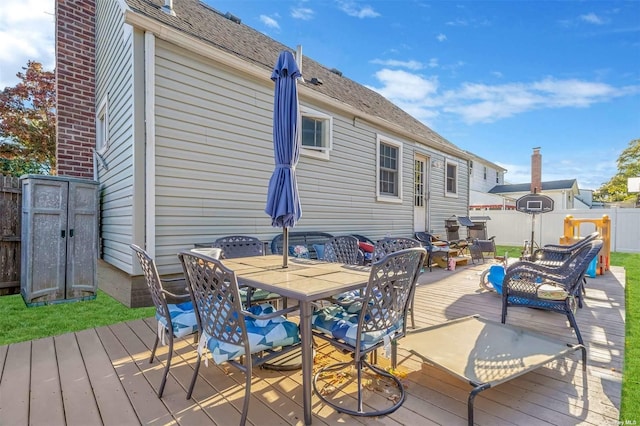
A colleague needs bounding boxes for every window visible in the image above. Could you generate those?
[483,166,487,180]
[496,171,500,184]
[300,106,332,160]
[376,135,403,203]
[96,97,109,153]
[445,159,458,197]
[414,159,425,207]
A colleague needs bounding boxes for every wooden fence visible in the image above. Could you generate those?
[0,175,21,295]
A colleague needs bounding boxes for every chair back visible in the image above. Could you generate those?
[414,232,439,248]
[178,251,249,351]
[373,237,422,262]
[324,235,360,264]
[131,244,170,323]
[534,231,600,263]
[214,235,263,259]
[356,247,426,353]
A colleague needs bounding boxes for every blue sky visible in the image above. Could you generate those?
[1,1,638,190]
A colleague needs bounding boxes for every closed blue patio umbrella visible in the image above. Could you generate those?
[265,50,302,268]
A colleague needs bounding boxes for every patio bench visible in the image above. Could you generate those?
[270,231,334,259]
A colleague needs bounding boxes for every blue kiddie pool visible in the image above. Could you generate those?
[480,264,505,294]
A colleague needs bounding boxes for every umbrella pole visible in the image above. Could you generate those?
[283,227,289,268]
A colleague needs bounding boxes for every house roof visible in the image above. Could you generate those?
[123,0,468,158]
[489,179,578,194]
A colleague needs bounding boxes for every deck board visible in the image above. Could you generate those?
[30,337,65,426]
[0,263,625,425]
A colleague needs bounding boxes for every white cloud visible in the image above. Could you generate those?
[291,6,314,20]
[372,69,439,101]
[0,0,54,89]
[427,58,439,68]
[580,13,605,25]
[336,1,380,18]
[369,59,424,70]
[436,33,447,42]
[260,15,280,30]
[260,15,280,29]
[368,68,640,125]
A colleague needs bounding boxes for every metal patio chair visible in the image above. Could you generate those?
[178,250,301,425]
[501,239,603,345]
[311,247,427,417]
[207,235,282,307]
[323,235,361,265]
[131,244,198,398]
[374,237,423,328]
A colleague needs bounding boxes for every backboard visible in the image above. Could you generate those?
[516,194,554,214]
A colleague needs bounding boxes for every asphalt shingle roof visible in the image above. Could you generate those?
[489,179,578,194]
[124,0,466,156]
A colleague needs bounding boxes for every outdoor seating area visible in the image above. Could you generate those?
[0,260,625,426]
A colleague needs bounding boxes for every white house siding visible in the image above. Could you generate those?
[470,160,501,193]
[95,0,137,273]
[151,40,469,273]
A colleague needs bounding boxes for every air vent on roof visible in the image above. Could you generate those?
[309,77,323,85]
[329,68,342,76]
[162,0,176,16]
[225,12,241,24]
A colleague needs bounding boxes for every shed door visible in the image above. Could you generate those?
[414,156,429,232]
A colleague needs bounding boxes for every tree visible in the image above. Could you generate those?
[0,61,56,176]
[594,139,640,203]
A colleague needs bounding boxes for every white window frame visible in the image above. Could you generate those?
[376,134,403,203]
[445,159,458,198]
[300,106,333,160]
[96,97,109,154]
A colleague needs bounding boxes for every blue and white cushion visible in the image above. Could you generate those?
[156,301,198,344]
[311,304,402,351]
[199,303,300,365]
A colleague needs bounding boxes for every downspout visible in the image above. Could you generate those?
[144,31,156,257]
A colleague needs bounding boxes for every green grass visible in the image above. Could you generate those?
[0,290,154,346]
[1,249,639,422]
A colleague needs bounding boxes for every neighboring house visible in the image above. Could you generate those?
[489,179,586,210]
[487,148,592,211]
[56,0,473,306]
[466,152,515,210]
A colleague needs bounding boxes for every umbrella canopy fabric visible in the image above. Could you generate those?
[265,51,302,229]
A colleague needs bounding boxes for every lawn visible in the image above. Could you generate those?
[0,290,154,345]
[1,250,638,422]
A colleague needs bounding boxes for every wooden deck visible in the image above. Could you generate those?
[0,262,625,425]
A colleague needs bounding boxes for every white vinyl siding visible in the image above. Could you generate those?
[95,0,138,272]
[152,41,442,272]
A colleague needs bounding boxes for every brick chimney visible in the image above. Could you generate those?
[531,147,542,194]
[55,0,96,178]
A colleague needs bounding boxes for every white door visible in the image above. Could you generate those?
[414,156,429,232]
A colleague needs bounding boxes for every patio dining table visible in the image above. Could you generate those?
[221,255,371,425]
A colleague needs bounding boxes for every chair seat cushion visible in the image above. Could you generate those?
[312,244,326,260]
[536,283,569,300]
[239,287,282,304]
[312,304,401,350]
[156,301,198,338]
[358,242,374,253]
[203,303,300,364]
